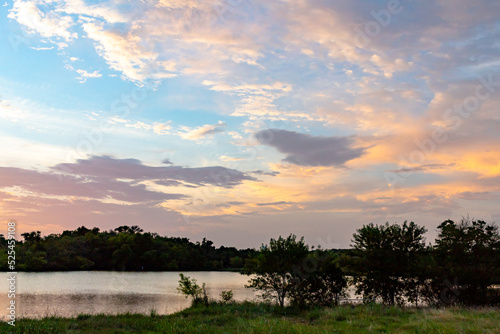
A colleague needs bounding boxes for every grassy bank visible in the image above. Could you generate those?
[1,302,499,333]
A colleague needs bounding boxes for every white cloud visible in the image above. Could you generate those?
[30,46,54,51]
[59,0,129,24]
[124,120,172,135]
[81,21,176,83]
[178,121,226,140]
[109,116,128,124]
[152,122,172,135]
[75,69,102,83]
[227,131,242,140]
[9,0,76,41]
[220,155,244,162]
[201,80,306,121]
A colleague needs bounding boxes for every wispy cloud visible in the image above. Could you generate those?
[75,69,102,83]
[29,46,54,51]
[178,121,226,140]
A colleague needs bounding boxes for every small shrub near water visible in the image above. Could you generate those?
[220,290,234,304]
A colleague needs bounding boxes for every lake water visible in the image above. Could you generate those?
[0,271,260,318]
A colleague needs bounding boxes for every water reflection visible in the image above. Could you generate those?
[0,271,259,318]
[16,293,185,317]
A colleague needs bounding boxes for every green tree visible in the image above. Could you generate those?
[114,225,144,234]
[351,221,427,305]
[21,231,42,244]
[432,217,500,305]
[290,250,347,307]
[230,256,244,269]
[112,244,134,270]
[177,273,208,305]
[243,234,309,307]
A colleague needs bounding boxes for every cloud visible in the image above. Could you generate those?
[5,0,500,246]
[215,201,246,208]
[152,122,172,135]
[75,69,102,83]
[250,170,280,177]
[179,121,226,140]
[29,46,54,51]
[8,0,76,41]
[456,191,494,201]
[123,120,172,135]
[256,201,293,206]
[255,129,366,167]
[220,156,244,162]
[53,155,256,188]
[228,131,243,140]
[386,163,456,174]
[60,0,129,24]
[0,166,184,204]
[0,155,259,231]
[81,21,172,83]
[202,81,305,122]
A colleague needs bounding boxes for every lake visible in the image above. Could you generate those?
[0,271,259,318]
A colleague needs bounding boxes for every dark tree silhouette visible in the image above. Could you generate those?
[350,221,427,306]
[431,217,500,305]
[243,234,309,307]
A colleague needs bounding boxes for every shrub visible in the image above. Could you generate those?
[177,273,209,306]
[220,290,234,304]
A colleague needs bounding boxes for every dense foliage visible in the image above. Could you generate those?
[349,221,428,305]
[242,235,348,308]
[243,234,310,307]
[243,218,499,307]
[1,217,499,307]
[0,225,254,271]
[429,218,500,305]
[348,218,500,306]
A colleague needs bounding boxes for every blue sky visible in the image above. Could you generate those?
[1,0,500,247]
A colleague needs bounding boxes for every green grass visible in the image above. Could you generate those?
[1,302,499,333]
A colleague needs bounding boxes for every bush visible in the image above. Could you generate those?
[220,290,234,304]
[177,273,209,306]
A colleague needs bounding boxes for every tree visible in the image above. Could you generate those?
[230,256,243,269]
[243,234,309,307]
[351,221,427,305]
[289,250,347,307]
[432,217,500,305]
[21,231,42,244]
[177,273,208,305]
[114,225,143,234]
[0,225,255,272]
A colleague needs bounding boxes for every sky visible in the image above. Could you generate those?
[1,0,500,248]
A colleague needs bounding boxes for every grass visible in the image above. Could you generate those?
[1,302,499,333]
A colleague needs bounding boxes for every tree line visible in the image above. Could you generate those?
[0,225,254,271]
[1,217,499,306]
[243,218,500,307]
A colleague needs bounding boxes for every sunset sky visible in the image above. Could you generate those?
[1,0,500,248]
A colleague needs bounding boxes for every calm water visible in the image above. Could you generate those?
[0,271,259,318]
